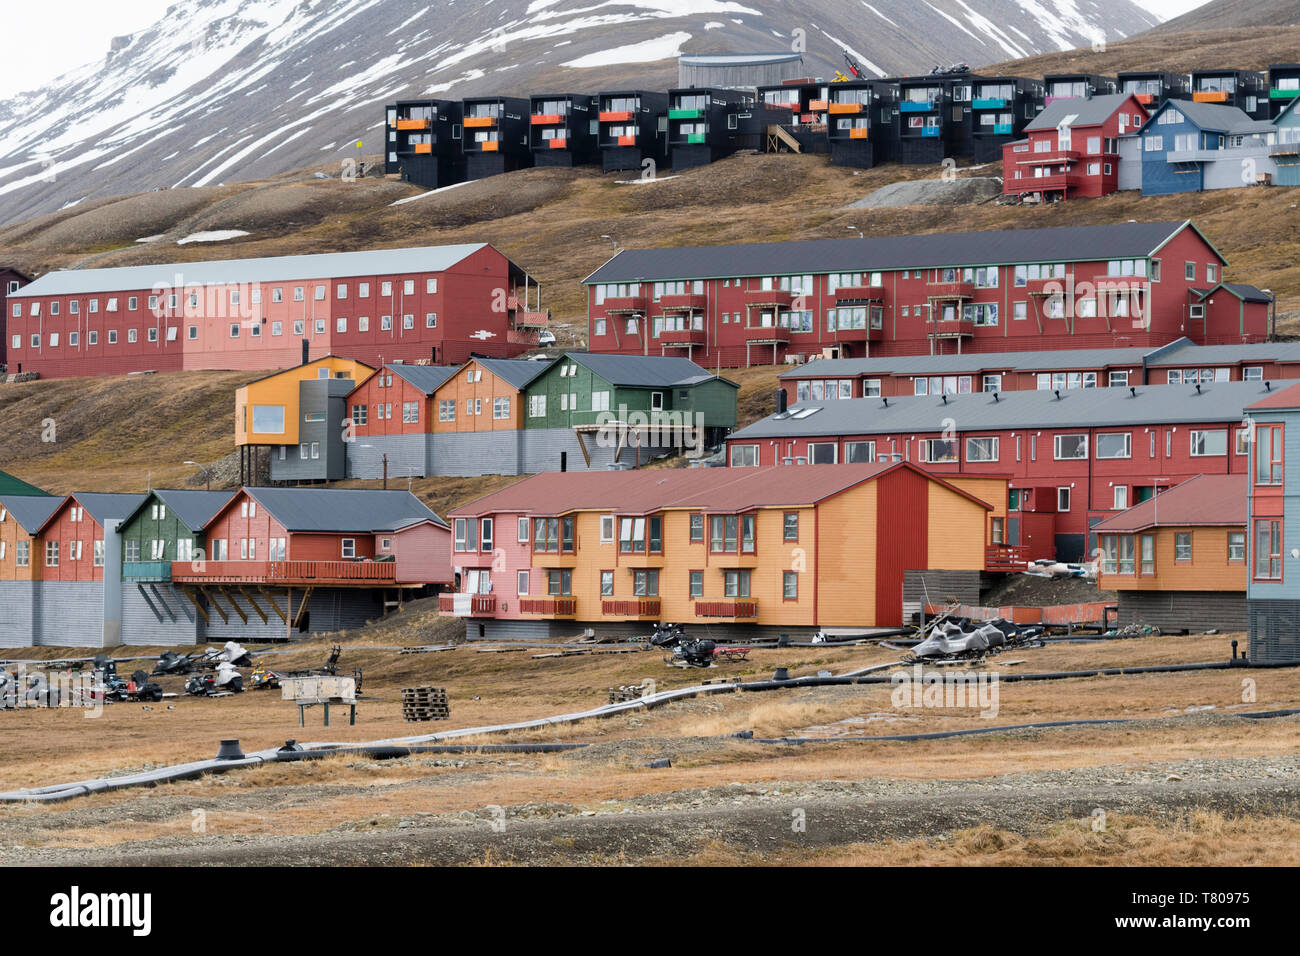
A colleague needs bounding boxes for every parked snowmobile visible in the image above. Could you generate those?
[152,649,201,677]
[103,669,164,703]
[247,662,282,690]
[649,623,719,668]
[907,615,1046,662]
[195,641,252,670]
[184,661,244,696]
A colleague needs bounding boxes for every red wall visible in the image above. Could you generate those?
[874,466,929,624]
[203,492,289,560]
[386,522,453,584]
[39,499,105,582]
[346,369,433,437]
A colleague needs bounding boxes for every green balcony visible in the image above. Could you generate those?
[124,561,171,582]
[669,108,703,119]
[1270,88,1300,99]
[686,132,707,144]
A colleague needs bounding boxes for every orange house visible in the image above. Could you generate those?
[1095,473,1247,633]
[0,495,62,582]
[443,462,1007,639]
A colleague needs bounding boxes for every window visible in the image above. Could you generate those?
[108,330,117,344]
[1174,532,1192,562]
[402,401,419,423]
[919,438,958,463]
[480,518,493,552]
[599,571,614,597]
[1095,433,1131,459]
[1054,434,1087,460]
[632,569,659,597]
[337,317,347,333]
[783,571,798,601]
[1255,424,1283,484]
[547,569,572,596]
[493,396,510,419]
[438,400,456,422]
[453,518,478,552]
[965,437,998,462]
[45,541,58,567]
[1058,487,1072,512]
[1255,519,1282,580]
[1190,430,1227,457]
[520,517,532,543]
[689,570,704,599]
[1113,485,1128,510]
[341,538,356,558]
[310,442,320,459]
[723,569,751,598]
[690,514,704,543]
[426,313,437,328]
[808,442,837,465]
[730,445,758,467]
[519,570,531,596]
[1140,534,1155,575]
[529,395,547,418]
[1229,532,1246,563]
[845,441,875,463]
[783,512,799,541]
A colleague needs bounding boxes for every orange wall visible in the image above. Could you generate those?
[1102,525,1247,593]
[235,357,373,445]
[432,360,526,433]
[0,515,43,581]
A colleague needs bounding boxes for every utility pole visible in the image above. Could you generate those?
[382,453,389,490]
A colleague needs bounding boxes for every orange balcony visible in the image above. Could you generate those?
[694,600,758,620]
[744,288,795,309]
[603,295,648,315]
[602,598,661,618]
[829,102,863,114]
[531,113,563,125]
[464,116,497,128]
[395,118,430,130]
[600,110,635,122]
[616,134,636,146]
[1133,93,1155,105]
[808,99,830,111]
[1193,90,1230,102]
[481,140,499,152]
[519,596,577,616]
[849,127,869,139]
[413,143,432,154]
[438,593,497,616]
[926,280,976,299]
[659,293,708,312]
[547,138,568,149]
[171,560,396,586]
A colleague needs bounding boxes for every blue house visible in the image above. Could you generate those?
[1138,100,1276,196]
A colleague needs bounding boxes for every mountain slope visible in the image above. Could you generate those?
[1148,0,1300,33]
[0,0,1158,225]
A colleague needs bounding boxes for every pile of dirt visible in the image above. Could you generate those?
[982,572,1114,608]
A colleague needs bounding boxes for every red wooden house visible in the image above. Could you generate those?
[1002,93,1147,200]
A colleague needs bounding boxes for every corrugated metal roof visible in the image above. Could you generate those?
[730,379,1284,440]
[450,461,984,517]
[564,352,737,389]
[475,357,550,389]
[70,493,150,527]
[0,495,64,533]
[242,488,446,532]
[1024,94,1136,131]
[585,221,1191,285]
[12,244,490,298]
[120,489,236,532]
[1139,99,1262,135]
[779,339,1300,380]
[388,364,460,395]
[1092,474,1246,532]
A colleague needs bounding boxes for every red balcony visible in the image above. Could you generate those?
[603,295,648,315]
[171,560,397,586]
[519,597,577,616]
[694,600,759,620]
[531,113,563,125]
[659,328,707,346]
[926,280,975,299]
[831,325,884,343]
[1010,173,1082,193]
[438,593,497,616]
[600,110,635,122]
[1025,276,1069,297]
[986,544,1028,572]
[547,138,568,149]
[745,288,795,308]
[808,99,830,111]
[602,598,661,618]
[834,284,886,301]
[1015,150,1079,165]
[659,293,708,312]
[616,134,637,146]
[928,318,975,339]
[745,325,790,343]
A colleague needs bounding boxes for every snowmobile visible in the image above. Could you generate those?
[184,661,244,696]
[649,623,718,668]
[103,669,164,703]
[906,616,1045,662]
[152,649,201,677]
[0,669,16,709]
[247,662,283,690]
[196,641,252,670]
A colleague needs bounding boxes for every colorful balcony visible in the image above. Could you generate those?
[900,100,938,112]
[744,288,794,309]
[171,560,397,586]
[531,113,563,125]
[659,328,708,347]
[413,143,432,154]
[808,99,830,111]
[124,561,171,583]
[682,133,707,144]
[438,593,497,616]
[926,280,975,299]
[992,123,1014,135]
[1132,93,1155,105]
[600,110,635,122]
[395,118,430,130]
[694,600,758,620]
[547,138,568,149]
[602,598,661,618]
[464,116,498,127]
[1011,172,1083,193]
[480,140,500,152]
[848,127,870,139]
[921,126,941,137]
[829,102,863,114]
[659,293,708,312]
[1016,149,1079,165]
[669,107,704,119]
[616,134,637,146]
[972,97,1009,109]
[1271,88,1300,100]
[1192,90,1230,102]
[518,596,578,616]
[603,295,648,315]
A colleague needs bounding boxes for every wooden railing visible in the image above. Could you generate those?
[694,600,758,619]
[519,597,577,615]
[602,599,661,617]
[171,560,397,585]
[985,544,1028,572]
[438,593,496,614]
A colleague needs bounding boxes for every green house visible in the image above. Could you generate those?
[523,353,738,432]
[118,489,234,582]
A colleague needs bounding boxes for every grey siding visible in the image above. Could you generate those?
[203,587,383,642]
[1201,146,1275,190]
[37,582,107,648]
[520,427,675,473]
[1118,590,1246,633]
[121,582,201,646]
[347,434,432,480]
[1248,599,1300,662]
[269,379,352,481]
[903,569,987,622]
[431,430,524,477]
[0,581,38,648]
[1117,136,1142,190]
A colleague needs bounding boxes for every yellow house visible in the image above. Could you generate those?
[234,355,374,447]
[443,462,1006,639]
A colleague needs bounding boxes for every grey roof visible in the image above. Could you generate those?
[0,495,64,533]
[475,357,550,389]
[730,380,1285,441]
[585,221,1197,285]
[69,493,149,528]
[12,244,491,298]
[779,338,1300,380]
[387,364,459,395]
[562,352,737,389]
[1216,283,1273,304]
[679,53,804,65]
[120,489,235,532]
[1024,94,1135,131]
[242,488,446,533]
[1139,100,1262,135]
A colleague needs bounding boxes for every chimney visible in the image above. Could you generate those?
[301,339,310,366]
[776,388,788,414]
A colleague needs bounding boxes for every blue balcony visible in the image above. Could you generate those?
[900,100,937,113]
[124,561,171,582]
[921,127,941,137]
[973,97,1009,110]
[993,123,1014,135]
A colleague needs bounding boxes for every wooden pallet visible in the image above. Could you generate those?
[402,685,449,722]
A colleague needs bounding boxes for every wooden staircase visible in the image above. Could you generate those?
[765,125,802,154]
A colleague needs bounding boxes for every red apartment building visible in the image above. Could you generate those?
[6,244,547,379]
[725,380,1283,562]
[1002,94,1148,200]
[583,221,1263,368]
